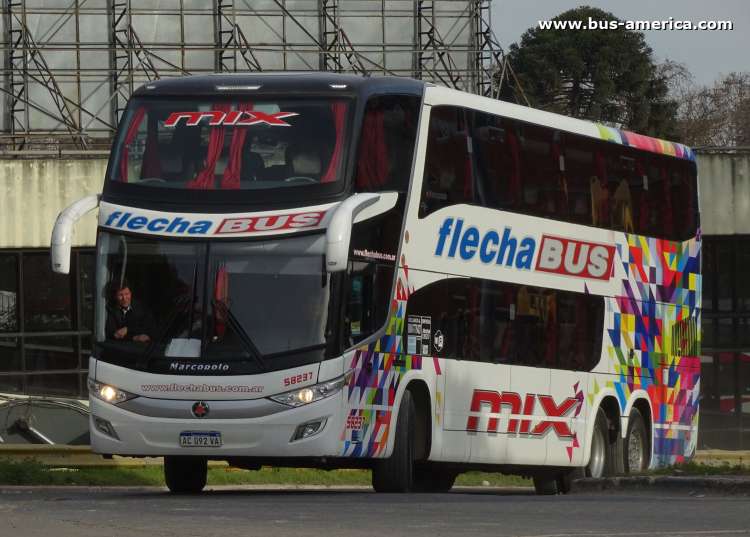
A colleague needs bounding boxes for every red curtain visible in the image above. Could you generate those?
[139,114,162,180]
[119,107,147,182]
[354,107,388,189]
[214,267,228,341]
[322,102,348,183]
[220,103,254,190]
[187,103,232,190]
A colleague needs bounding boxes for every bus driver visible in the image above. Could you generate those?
[105,279,156,343]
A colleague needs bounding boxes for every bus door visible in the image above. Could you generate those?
[409,276,471,463]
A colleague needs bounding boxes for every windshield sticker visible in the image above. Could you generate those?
[433,330,444,353]
[407,315,431,356]
[164,111,298,128]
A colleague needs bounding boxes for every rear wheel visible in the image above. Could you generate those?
[164,456,207,494]
[372,391,413,493]
[412,469,457,493]
[624,408,649,473]
[586,408,610,478]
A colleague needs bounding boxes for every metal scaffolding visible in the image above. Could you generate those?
[0,0,512,149]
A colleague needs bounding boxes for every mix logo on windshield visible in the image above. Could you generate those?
[164,110,298,127]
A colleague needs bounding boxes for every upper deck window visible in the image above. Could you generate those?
[108,98,350,191]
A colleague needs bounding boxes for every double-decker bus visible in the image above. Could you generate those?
[51,73,700,494]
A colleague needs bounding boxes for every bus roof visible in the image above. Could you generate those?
[132,73,694,162]
[132,72,426,101]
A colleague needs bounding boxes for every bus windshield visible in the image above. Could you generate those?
[95,231,333,367]
[108,97,350,190]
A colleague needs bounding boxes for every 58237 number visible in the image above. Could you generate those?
[284,371,314,387]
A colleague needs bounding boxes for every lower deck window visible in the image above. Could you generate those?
[405,277,604,372]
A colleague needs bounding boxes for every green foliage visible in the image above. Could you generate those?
[0,458,531,488]
[501,6,677,139]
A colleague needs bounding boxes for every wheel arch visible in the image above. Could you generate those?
[380,371,433,460]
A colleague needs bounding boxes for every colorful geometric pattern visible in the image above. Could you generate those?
[343,266,443,458]
[597,124,695,162]
[606,235,701,466]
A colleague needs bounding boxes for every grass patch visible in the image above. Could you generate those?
[0,458,531,488]
[0,458,165,486]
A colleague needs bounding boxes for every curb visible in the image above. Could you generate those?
[571,476,750,495]
[0,484,375,494]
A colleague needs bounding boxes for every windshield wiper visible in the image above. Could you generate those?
[212,299,269,372]
[137,294,191,369]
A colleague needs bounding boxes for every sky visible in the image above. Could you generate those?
[491,0,749,87]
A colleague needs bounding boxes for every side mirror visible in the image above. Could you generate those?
[50,194,101,274]
[325,193,381,272]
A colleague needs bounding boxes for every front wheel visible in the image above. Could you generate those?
[164,456,207,494]
[412,469,457,493]
[533,471,561,495]
[372,391,413,493]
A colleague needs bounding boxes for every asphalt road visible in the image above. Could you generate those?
[1,486,749,537]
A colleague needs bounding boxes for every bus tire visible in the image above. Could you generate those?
[412,469,456,493]
[533,472,560,495]
[609,414,626,476]
[624,408,649,473]
[164,456,207,494]
[586,407,610,478]
[556,467,585,494]
[372,390,413,493]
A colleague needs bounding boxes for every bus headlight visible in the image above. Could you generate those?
[270,371,352,407]
[87,378,138,404]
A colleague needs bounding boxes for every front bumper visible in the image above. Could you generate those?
[89,391,344,457]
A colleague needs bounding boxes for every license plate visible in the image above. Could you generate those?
[180,432,222,447]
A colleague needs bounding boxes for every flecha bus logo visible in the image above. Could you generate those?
[164,110,298,127]
[215,211,326,234]
[535,235,615,281]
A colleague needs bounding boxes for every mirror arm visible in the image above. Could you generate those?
[325,193,380,273]
[50,194,101,274]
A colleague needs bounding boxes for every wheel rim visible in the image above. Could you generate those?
[628,428,644,471]
[589,425,606,478]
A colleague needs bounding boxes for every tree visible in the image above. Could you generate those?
[499,6,677,138]
[668,70,750,148]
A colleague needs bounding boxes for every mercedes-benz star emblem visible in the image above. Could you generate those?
[191,401,210,418]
